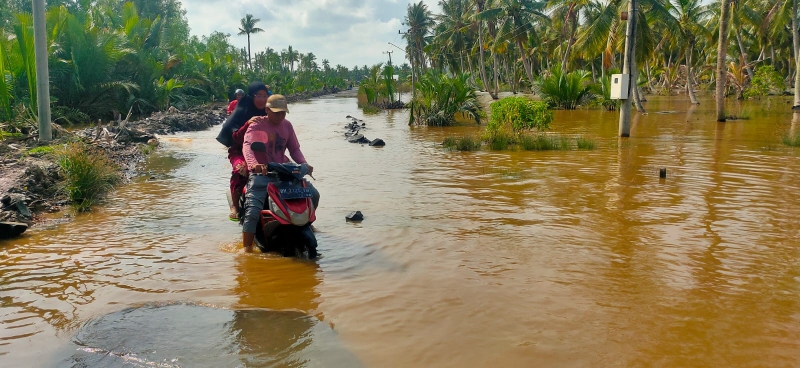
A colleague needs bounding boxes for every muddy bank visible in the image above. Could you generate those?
[0,103,227,233]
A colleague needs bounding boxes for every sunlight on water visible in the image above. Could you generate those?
[1,95,800,367]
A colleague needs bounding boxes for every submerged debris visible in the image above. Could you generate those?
[346,211,364,222]
[342,116,384,147]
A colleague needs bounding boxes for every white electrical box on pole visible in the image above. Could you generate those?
[32,0,52,142]
[610,74,629,100]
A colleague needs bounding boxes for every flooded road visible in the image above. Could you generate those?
[2,96,800,367]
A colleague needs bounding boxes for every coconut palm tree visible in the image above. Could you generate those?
[547,0,592,72]
[665,0,713,104]
[238,14,264,70]
[480,0,549,91]
[432,0,473,75]
[404,1,434,74]
[284,45,299,73]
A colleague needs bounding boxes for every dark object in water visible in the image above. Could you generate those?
[659,168,667,178]
[369,138,385,147]
[346,211,364,222]
[0,222,28,238]
[347,134,370,144]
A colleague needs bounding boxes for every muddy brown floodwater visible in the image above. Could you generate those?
[2,95,800,367]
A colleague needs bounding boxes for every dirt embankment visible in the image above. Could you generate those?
[0,104,228,230]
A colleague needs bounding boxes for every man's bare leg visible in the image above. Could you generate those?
[242,232,255,252]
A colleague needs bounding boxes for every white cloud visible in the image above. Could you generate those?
[182,0,440,68]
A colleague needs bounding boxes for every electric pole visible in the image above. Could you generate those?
[383,50,394,66]
[33,0,51,141]
[618,0,636,137]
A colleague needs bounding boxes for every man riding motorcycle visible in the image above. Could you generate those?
[241,94,319,253]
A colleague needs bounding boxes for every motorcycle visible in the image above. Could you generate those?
[232,142,318,259]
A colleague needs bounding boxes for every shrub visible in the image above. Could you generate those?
[443,135,481,151]
[56,142,121,211]
[484,97,552,142]
[745,65,784,98]
[535,67,596,109]
[576,136,596,150]
[409,71,483,126]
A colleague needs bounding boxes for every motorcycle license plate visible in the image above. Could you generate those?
[278,185,313,199]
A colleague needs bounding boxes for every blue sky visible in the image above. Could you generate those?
[182,0,441,68]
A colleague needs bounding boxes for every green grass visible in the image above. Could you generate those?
[783,134,800,147]
[576,136,597,150]
[443,135,481,151]
[27,145,55,156]
[138,143,157,155]
[518,134,570,151]
[56,142,121,211]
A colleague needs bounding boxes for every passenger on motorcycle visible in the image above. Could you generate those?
[241,94,319,252]
[226,89,245,115]
[216,82,269,221]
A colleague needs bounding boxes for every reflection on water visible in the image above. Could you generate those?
[68,303,360,367]
[2,95,800,366]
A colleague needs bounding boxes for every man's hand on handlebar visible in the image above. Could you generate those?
[251,164,267,174]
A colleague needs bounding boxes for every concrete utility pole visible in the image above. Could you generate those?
[32,0,51,141]
[383,50,394,66]
[618,0,636,137]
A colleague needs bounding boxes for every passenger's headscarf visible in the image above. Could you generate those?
[215,82,269,147]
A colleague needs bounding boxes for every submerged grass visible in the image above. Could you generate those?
[518,134,570,151]
[783,134,800,147]
[443,135,481,151]
[576,135,597,150]
[488,133,512,151]
[56,141,121,211]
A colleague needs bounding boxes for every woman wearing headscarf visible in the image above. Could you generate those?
[216,82,270,220]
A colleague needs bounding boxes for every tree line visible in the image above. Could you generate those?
[401,0,800,117]
[0,0,393,132]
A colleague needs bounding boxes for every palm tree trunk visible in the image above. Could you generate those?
[736,30,754,80]
[631,36,645,112]
[717,0,731,120]
[601,52,605,80]
[247,34,252,70]
[492,52,500,98]
[477,22,492,96]
[793,0,800,108]
[686,46,700,104]
[467,54,477,85]
[561,11,578,72]
[517,40,535,92]
[633,70,646,112]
